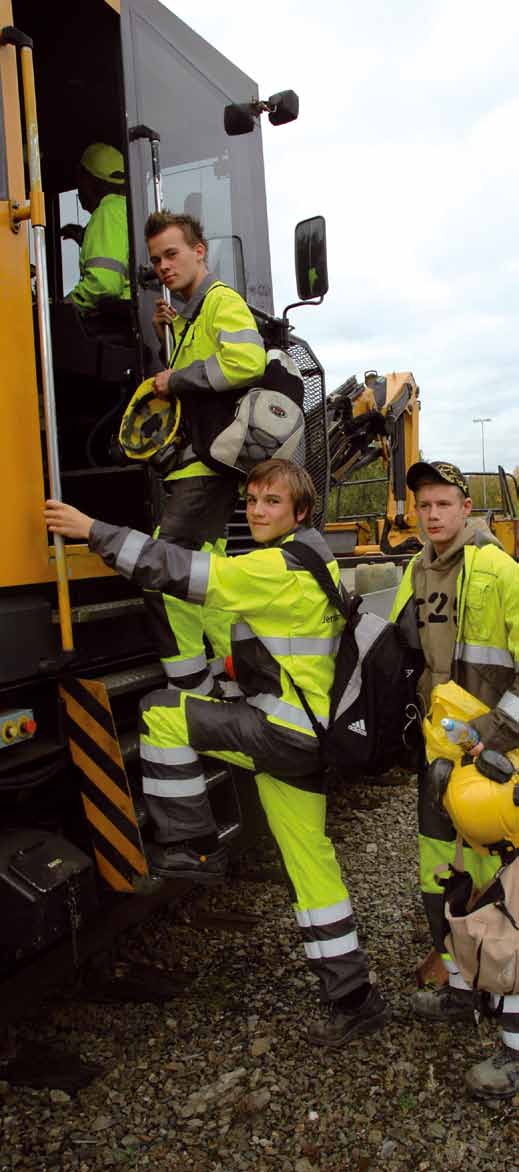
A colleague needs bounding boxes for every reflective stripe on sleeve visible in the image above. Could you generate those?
[217,328,264,347]
[83,256,128,276]
[454,642,514,668]
[304,929,360,960]
[115,530,150,576]
[142,774,207,798]
[497,690,519,725]
[188,551,211,602]
[205,352,232,391]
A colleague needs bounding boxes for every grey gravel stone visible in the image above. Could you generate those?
[2,775,518,1171]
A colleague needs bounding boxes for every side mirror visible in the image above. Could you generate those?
[224,90,299,137]
[294,215,328,301]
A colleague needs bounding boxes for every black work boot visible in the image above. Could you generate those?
[147,841,228,885]
[307,985,389,1049]
[465,1046,519,1099]
[411,984,480,1022]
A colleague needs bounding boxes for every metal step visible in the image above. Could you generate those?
[52,597,145,626]
[100,663,165,698]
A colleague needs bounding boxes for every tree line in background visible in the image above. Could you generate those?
[327,460,519,531]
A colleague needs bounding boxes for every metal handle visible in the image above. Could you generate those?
[129,124,171,362]
[1,26,74,651]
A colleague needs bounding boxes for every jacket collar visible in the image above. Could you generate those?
[169,272,218,322]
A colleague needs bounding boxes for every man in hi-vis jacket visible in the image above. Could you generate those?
[45,458,387,1049]
[143,211,266,697]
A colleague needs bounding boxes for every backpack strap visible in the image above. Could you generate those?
[281,540,360,751]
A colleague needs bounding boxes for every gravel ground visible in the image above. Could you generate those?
[2,773,519,1172]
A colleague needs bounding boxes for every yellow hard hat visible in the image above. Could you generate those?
[80,143,125,184]
[443,752,519,854]
[119,378,181,468]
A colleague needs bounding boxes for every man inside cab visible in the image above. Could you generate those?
[45,457,388,1049]
[391,459,519,1099]
[61,142,130,318]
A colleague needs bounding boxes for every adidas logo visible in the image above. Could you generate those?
[347,718,367,736]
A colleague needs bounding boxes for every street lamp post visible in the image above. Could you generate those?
[473,417,492,509]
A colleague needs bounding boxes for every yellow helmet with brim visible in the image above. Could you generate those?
[119,378,181,469]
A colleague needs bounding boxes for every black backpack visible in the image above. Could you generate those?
[288,541,423,778]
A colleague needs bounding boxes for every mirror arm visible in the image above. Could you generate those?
[282,296,324,320]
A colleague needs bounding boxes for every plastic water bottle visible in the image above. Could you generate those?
[440,717,480,752]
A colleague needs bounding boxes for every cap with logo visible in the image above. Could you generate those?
[407,460,469,498]
[80,143,125,184]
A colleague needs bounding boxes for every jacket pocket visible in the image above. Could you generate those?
[463,573,494,642]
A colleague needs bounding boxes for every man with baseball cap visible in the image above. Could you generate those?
[62,142,130,314]
[390,458,519,1098]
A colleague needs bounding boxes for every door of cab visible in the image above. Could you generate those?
[0,1,49,588]
[120,0,274,369]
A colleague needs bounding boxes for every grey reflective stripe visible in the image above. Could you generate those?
[303,929,360,960]
[188,551,211,603]
[115,530,149,576]
[502,1029,519,1050]
[260,634,341,657]
[247,693,328,732]
[497,690,519,725]
[334,611,387,721]
[217,328,264,347]
[232,622,254,641]
[500,995,519,1012]
[83,256,128,276]
[205,352,232,391]
[448,971,471,991]
[232,623,339,657]
[295,898,353,928]
[210,658,225,676]
[167,674,214,696]
[142,774,207,798]
[454,642,514,668]
[163,653,207,678]
[140,742,198,766]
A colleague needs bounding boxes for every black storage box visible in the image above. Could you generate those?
[0,829,98,974]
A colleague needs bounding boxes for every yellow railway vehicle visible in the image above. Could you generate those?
[0,0,329,1020]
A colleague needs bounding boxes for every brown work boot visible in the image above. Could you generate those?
[465,1046,519,1099]
[307,985,389,1049]
[411,984,480,1022]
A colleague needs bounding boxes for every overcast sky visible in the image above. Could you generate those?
[166,0,519,474]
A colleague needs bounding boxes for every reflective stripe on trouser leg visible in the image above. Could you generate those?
[140,688,220,842]
[443,957,471,992]
[255,774,370,1002]
[491,994,519,1050]
[418,768,500,953]
[143,466,237,691]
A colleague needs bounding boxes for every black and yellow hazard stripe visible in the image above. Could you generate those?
[59,676,148,892]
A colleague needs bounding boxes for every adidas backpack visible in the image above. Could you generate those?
[288,542,423,778]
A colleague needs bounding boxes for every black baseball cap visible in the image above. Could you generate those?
[407,461,469,497]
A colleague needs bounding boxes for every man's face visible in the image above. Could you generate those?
[246,476,307,544]
[415,481,472,553]
[147,226,207,299]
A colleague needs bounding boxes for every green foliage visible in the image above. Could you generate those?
[327,458,387,537]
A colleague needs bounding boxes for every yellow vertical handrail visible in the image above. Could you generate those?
[1,25,74,651]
